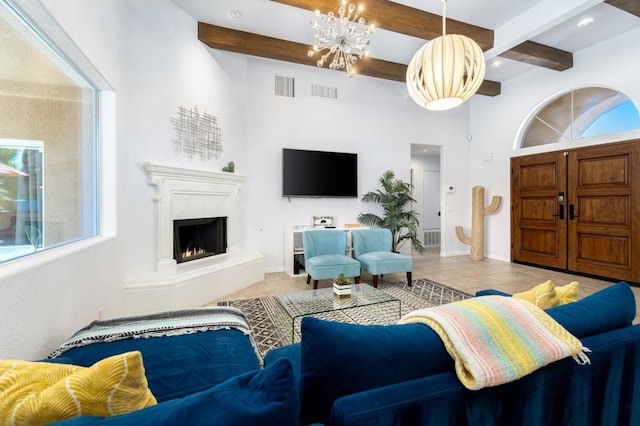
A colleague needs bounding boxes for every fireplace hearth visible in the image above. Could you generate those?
[173,217,227,264]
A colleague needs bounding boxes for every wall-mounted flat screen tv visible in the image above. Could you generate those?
[282,148,358,197]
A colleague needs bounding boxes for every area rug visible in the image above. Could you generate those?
[218,278,472,358]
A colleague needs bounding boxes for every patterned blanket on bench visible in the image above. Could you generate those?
[399,295,590,390]
[49,306,253,359]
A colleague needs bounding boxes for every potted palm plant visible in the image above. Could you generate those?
[333,272,353,298]
[358,170,425,254]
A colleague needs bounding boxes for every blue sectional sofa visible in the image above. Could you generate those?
[44,307,299,425]
[34,282,640,425]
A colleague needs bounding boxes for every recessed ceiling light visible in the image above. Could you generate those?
[230,10,242,19]
[491,60,502,68]
[577,17,594,27]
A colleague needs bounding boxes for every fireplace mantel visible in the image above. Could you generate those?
[122,163,264,314]
[142,163,246,273]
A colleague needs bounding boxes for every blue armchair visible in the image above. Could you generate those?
[351,228,413,288]
[302,230,361,289]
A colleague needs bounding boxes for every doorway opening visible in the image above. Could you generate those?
[411,144,441,254]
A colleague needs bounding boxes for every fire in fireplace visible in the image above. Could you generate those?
[173,217,227,264]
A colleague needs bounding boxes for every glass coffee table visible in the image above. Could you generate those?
[274,284,401,344]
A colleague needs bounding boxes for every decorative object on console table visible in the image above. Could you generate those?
[313,216,335,228]
[358,170,425,253]
[333,272,353,298]
[222,161,235,172]
[455,185,502,260]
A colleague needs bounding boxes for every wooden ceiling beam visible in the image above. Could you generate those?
[605,0,640,18]
[499,41,573,71]
[271,0,494,50]
[198,22,501,97]
[198,23,311,68]
[271,0,574,72]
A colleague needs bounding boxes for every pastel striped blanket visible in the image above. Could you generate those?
[399,295,590,390]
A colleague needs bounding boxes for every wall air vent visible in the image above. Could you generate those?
[275,75,295,97]
[311,85,338,99]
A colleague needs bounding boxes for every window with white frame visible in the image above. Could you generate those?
[520,87,640,148]
[0,1,98,262]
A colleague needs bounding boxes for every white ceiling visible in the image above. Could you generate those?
[172,0,640,83]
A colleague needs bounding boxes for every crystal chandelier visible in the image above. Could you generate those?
[307,0,374,77]
[406,0,486,111]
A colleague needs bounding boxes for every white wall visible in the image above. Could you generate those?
[239,58,472,267]
[469,27,640,262]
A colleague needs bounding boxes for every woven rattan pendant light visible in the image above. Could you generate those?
[406,0,486,111]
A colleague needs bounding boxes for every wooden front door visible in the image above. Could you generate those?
[512,140,640,283]
[511,151,567,270]
[567,142,640,281]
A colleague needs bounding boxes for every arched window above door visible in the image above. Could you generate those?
[520,87,640,148]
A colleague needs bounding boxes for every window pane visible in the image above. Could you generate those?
[535,92,573,140]
[581,100,640,138]
[520,87,640,149]
[0,1,98,262]
[572,87,622,138]
[521,118,566,147]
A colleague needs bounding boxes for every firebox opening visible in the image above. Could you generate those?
[173,217,227,264]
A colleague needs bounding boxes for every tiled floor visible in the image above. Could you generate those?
[212,248,640,323]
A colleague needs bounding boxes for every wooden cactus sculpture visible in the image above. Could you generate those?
[455,186,502,260]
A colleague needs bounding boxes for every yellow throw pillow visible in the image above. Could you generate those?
[513,280,559,309]
[555,281,579,305]
[0,351,157,426]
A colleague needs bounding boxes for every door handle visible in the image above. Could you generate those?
[553,205,565,220]
[569,204,578,220]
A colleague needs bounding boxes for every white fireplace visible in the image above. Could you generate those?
[122,163,264,314]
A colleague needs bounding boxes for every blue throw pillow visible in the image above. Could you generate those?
[546,281,636,338]
[264,342,302,385]
[49,358,299,426]
[300,317,452,425]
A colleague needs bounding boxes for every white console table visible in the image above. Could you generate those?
[284,227,368,277]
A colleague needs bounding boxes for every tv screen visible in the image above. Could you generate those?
[282,148,358,197]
